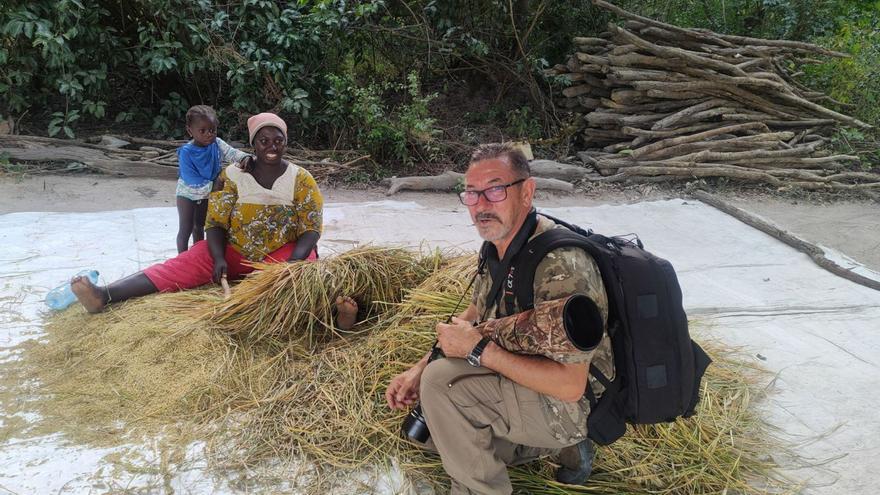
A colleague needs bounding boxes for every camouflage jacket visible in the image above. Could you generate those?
[472,214,615,444]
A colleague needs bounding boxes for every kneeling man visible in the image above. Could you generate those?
[386,143,614,494]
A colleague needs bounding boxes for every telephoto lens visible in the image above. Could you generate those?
[402,404,431,443]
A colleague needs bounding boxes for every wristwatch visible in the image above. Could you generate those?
[466,337,491,367]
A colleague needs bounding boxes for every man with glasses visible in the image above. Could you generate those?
[385,143,613,494]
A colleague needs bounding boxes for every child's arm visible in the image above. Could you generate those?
[216,137,251,164]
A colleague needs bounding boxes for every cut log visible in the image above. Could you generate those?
[529,160,595,180]
[609,24,749,77]
[385,171,574,195]
[562,85,596,98]
[1,145,123,163]
[85,159,178,179]
[592,0,735,48]
[631,122,768,159]
[554,1,876,192]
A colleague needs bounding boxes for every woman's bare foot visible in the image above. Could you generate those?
[71,275,108,314]
[335,296,358,330]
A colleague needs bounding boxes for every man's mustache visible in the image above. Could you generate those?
[476,213,500,222]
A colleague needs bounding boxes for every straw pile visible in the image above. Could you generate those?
[547,0,879,193]
[7,248,792,494]
[206,246,433,352]
[12,289,229,445]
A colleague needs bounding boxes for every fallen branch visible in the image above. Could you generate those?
[692,190,880,291]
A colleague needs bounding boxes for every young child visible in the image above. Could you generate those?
[176,105,249,253]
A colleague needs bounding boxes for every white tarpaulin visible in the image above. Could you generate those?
[1,199,878,493]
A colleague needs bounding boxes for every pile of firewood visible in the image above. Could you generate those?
[548,0,879,194]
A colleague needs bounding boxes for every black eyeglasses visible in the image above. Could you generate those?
[458,178,526,206]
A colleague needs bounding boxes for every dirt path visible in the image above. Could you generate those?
[2,174,878,273]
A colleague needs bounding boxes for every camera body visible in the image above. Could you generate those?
[400,345,446,442]
[402,404,431,443]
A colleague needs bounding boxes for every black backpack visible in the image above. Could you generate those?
[496,213,711,445]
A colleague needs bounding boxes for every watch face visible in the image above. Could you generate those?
[467,353,480,367]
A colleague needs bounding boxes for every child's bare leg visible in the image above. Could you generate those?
[176,196,195,253]
[72,272,158,314]
[191,199,208,243]
[335,296,358,330]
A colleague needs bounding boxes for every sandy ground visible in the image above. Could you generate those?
[2,174,878,272]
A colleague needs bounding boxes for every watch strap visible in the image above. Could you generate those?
[468,337,491,366]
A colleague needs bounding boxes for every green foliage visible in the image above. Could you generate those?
[0,151,27,176]
[0,0,877,175]
[800,2,880,127]
[505,106,543,141]
[831,128,880,171]
[616,0,841,40]
[153,92,190,136]
[0,0,606,145]
[323,71,439,165]
[1,0,117,135]
[48,110,79,138]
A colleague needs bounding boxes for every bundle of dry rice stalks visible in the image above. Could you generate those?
[7,247,431,446]
[206,246,434,352]
[10,248,792,494]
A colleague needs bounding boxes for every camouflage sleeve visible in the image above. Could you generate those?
[533,247,608,363]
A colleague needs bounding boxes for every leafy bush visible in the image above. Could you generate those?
[801,5,880,126]
[0,0,119,135]
[1,0,877,169]
[323,71,439,166]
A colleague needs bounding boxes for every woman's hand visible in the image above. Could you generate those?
[212,258,228,284]
[288,230,320,261]
[211,176,225,192]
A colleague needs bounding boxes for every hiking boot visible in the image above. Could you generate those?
[555,438,594,485]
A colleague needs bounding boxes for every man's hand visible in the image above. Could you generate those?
[386,364,425,410]
[436,317,483,359]
[212,259,228,284]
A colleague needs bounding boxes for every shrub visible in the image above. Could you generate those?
[323,71,439,166]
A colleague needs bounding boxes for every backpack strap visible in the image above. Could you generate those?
[533,212,592,237]
[480,209,538,319]
[513,228,597,311]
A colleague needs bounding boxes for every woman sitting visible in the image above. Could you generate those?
[71,112,358,328]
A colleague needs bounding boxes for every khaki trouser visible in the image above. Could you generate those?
[418,358,579,495]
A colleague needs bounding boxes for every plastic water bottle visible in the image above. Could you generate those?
[45,270,100,311]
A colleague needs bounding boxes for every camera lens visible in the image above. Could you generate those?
[402,404,431,443]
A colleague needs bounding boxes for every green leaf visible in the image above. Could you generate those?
[47,120,61,137]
